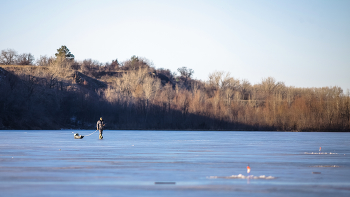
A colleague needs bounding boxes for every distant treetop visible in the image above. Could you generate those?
[55,45,74,61]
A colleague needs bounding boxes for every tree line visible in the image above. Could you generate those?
[0,46,349,131]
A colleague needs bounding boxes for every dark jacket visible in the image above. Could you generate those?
[97,120,104,130]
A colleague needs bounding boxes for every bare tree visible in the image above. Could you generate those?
[121,56,151,71]
[260,77,285,97]
[208,71,223,88]
[36,55,55,66]
[81,59,100,74]
[143,74,160,103]
[178,67,194,80]
[114,68,146,97]
[16,53,35,65]
[240,79,251,100]
[0,49,17,65]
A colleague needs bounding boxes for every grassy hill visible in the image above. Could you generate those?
[1,62,349,131]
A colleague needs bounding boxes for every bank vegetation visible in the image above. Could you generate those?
[0,47,349,131]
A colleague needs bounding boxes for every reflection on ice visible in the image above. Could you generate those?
[310,165,339,168]
[304,152,338,154]
[208,174,276,180]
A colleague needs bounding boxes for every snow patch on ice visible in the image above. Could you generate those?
[208,174,276,179]
[310,165,339,168]
[304,152,338,155]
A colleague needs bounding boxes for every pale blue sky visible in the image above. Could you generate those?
[1,0,349,90]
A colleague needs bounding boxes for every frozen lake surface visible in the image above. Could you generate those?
[1,130,350,197]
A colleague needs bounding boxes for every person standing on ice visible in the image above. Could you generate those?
[97,117,105,139]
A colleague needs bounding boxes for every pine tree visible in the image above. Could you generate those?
[55,45,74,61]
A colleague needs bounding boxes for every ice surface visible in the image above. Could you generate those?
[208,174,276,179]
[0,130,350,197]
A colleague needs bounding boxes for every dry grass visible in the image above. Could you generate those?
[0,65,48,68]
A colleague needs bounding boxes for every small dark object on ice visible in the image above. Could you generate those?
[312,172,321,174]
[154,182,176,184]
[74,133,84,139]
